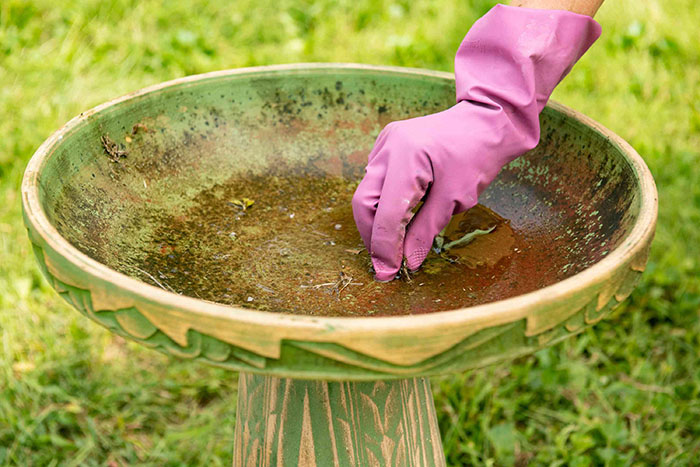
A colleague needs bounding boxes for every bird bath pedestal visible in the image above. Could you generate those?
[234,374,443,465]
[22,64,656,466]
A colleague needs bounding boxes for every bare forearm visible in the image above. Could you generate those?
[509,0,604,16]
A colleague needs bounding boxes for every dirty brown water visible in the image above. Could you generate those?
[129,175,570,317]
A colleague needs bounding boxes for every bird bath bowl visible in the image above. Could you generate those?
[23,64,657,465]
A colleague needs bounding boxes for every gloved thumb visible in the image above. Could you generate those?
[403,194,474,271]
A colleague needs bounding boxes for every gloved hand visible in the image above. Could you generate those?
[352,4,601,281]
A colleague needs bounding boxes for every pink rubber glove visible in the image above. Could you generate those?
[352,4,601,281]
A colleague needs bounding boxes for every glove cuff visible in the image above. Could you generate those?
[455,4,601,114]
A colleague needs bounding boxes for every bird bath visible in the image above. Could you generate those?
[22,64,657,465]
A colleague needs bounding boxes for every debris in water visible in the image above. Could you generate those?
[431,204,515,269]
[399,260,413,282]
[439,226,495,251]
[256,284,276,294]
[100,135,128,163]
[132,266,177,293]
[300,271,362,299]
[131,123,151,135]
[230,198,255,211]
[433,205,505,253]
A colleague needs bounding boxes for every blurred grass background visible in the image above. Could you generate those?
[1,0,699,465]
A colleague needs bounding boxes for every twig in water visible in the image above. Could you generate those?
[256,284,277,295]
[133,266,177,294]
[306,228,331,239]
[400,260,413,282]
[300,282,336,289]
[156,271,179,294]
[336,271,353,296]
[300,271,362,299]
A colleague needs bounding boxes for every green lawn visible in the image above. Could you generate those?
[1,0,699,465]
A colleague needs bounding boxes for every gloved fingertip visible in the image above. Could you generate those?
[405,246,431,271]
[372,257,399,282]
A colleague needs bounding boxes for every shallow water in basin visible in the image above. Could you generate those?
[127,175,576,317]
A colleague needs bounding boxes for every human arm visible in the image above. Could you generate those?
[511,0,604,16]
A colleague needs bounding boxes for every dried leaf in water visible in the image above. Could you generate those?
[231,198,255,211]
[433,204,505,253]
[431,204,515,269]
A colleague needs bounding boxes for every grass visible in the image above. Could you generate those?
[1,0,699,464]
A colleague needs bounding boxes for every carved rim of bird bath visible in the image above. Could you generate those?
[22,64,658,380]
